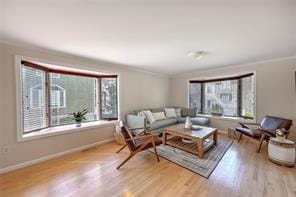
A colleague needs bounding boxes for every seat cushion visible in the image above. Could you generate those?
[149,119,178,130]
[134,138,162,150]
[177,117,186,123]
[177,117,209,126]
[190,117,209,126]
[235,127,262,138]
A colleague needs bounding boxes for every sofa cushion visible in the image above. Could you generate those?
[177,117,186,123]
[177,117,209,126]
[152,112,166,121]
[164,108,177,118]
[142,110,155,124]
[175,108,181,117]
[149,119,178,130]
[190,117,209,126]
[126,114,145,129]
[150,108,165,113]
[181,108,197,118]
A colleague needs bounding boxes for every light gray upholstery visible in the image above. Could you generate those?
[149,119,178,130]
[126,107,210,135]
[176,117,186,123]
[190,117,209,126]
[126,114,145,129]
[177,117,209,126]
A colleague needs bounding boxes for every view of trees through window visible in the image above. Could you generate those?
[101,78,118,119]
[189,83,201,113]
[241,76,255,118]
[21,62,118,133]
[189,74,255,118]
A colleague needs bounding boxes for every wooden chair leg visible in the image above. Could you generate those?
[257,134,266,153]
[237,133,243,142]
[152,140,160,162]
[116,144,126,153]
[117,154,134,169]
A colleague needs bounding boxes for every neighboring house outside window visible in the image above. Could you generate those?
[20,60,118,134]
[189,73,255,119]
[50,85,66,108]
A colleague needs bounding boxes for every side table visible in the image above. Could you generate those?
[268,137,295,167]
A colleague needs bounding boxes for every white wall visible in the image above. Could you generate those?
[1,41,295,172]
[0,43,170,170]
[170,58,296,139]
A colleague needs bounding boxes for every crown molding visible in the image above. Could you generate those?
[171,55,296,78]
[0,40,169,78]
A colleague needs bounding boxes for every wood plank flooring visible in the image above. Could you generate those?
[0,135,295,197]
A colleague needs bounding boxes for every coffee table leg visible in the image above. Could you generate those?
[213,131,218,145]
[163,130,167,145]
[197,140,204,159]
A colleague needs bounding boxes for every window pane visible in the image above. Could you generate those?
[101,78,118,119]
[203,80,238,116]
[50,74,98,126]
[241,76,255,118]
[189,83,201,113]
[22,66,47,133]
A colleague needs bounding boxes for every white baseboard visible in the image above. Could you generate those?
[0,138,114,175]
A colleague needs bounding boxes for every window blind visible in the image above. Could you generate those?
[22,65,48,133]
[20,60,119,133]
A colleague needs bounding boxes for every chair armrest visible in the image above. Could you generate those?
[129,127,150,136]
[258,128,276,137]
[130,126,150,130]
[126,134,159,141]
[239,122,259,128]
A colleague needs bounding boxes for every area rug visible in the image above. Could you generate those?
[148,138,233,178]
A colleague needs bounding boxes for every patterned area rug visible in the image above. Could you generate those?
[148,138,233,178]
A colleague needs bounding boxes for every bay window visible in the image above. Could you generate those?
[189,73,255,119]
[20,60,118,134]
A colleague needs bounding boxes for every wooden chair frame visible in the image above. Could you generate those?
[117,133,160,169]
[237,122,291,153]
[116,126,150,153]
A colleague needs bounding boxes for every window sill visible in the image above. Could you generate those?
[197,114,256,123]
[18,120,119,142]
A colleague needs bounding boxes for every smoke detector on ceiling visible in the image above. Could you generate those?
[187,51,208,60]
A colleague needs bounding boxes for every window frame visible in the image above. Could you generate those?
[187,72,256,120]
[15,56,120,141]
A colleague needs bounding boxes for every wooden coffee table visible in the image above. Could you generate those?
[163,124,218,159]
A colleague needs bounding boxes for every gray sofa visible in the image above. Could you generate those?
[125,107,209,135]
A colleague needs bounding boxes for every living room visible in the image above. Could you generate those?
[0,1,296,197]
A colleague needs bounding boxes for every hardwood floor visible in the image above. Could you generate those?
[0,135,295,197]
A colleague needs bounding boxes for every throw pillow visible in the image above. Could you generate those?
[175,108,181,117]
[126,114,145,129]
[153,112,166,121]
[181,108,197,118]
[142,110,155,124]
[164,108,177,118]
[137,111,146,117]
[188,108,197,117]
[181,108,189,117]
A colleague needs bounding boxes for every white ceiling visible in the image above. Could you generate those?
[1,0,296,75]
